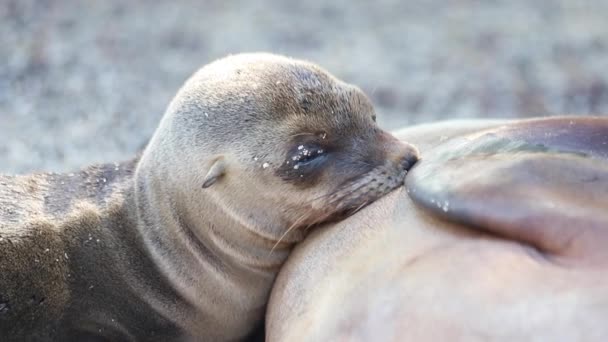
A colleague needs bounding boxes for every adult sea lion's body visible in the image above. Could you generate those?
[0,53,419,341]
[267,117,608,341]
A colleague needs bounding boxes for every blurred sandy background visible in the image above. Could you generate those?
[1,0,608,173]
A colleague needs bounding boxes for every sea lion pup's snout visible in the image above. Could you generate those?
[379,129,420,175]
[318,128,420,221]
[138,53,419,245]
[399,145,420,171]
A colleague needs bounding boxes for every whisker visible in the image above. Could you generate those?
[269,213,308,255]
[305,190,338,205]
[326,182,367,204]
[304,173,373,207]
[302,210,335,233]
[349,199,370,216]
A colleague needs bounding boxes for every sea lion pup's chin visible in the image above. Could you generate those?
[134,53,418,338]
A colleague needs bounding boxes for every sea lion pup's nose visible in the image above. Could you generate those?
[383,137,420,171]
[400,149,420,171]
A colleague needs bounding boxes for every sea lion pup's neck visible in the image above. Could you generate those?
[133,135,297,340]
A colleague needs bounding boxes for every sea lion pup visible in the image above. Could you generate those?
[0,53,419,341]
[266,117,608,341]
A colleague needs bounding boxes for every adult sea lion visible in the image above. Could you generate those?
[0,53,419,341]
[267,116,608,341]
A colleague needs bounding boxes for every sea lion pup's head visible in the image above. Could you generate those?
[138,53,418,243]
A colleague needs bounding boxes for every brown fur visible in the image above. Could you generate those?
[0,53,418,341]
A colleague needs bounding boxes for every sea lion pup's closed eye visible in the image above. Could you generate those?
[0,53,418,341]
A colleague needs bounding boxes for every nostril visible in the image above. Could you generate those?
[400,152,419,171]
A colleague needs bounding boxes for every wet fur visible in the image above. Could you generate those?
[0,161,185,340]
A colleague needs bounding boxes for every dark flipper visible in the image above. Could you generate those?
[406,117,608,264]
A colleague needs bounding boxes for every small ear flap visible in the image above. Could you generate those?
[202,157,226,189]
[406,117,608,262]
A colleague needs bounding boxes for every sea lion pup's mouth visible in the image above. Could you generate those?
[323,143,419,222]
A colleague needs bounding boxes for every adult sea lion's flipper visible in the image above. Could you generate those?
[406,117,608,263]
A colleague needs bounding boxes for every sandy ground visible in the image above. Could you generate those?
[1,0,608,173]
